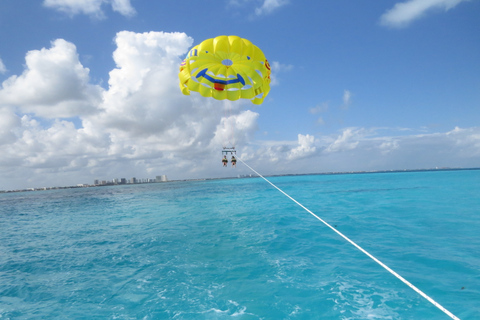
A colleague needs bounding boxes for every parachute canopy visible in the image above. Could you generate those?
[179,35,271,105]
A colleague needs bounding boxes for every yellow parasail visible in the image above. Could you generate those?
[179,35,271,105]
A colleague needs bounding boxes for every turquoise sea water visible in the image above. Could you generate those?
[0,170,479,319]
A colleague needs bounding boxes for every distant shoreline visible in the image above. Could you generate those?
[1,167,479,194]
[264,167,480,178]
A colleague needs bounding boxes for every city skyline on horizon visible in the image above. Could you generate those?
[3,166,479,194]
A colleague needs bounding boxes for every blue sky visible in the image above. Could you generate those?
[0,0,479,190]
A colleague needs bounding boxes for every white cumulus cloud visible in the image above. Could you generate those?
[325,128,362,153]
[380,0,469,28]
[0,39,103,118]
[111,0,136,16]
[287,134,316,160]
[0,107,20,146]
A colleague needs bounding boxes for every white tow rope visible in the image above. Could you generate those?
[237,157,460,320]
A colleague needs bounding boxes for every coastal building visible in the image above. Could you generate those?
[156,175,168,182]
[110,178,126,185]
[92,175,167,187]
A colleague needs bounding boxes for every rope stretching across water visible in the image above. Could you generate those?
[236,156,460,320]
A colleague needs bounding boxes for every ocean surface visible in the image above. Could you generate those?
[0,169,479,319]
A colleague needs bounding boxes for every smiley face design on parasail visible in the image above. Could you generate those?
[179,35,271,105]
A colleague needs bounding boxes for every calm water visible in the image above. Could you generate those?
[0,170,479,319]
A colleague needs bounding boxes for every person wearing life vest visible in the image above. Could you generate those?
[231,156,237,168]
[222,156,228,167]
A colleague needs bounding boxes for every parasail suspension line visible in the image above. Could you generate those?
[236,156,460,320]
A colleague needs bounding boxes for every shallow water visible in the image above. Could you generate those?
[1,170,479,319]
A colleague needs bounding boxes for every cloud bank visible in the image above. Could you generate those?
[252,126,480,176]
[0,31,479,190]
[0,31,260,189]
